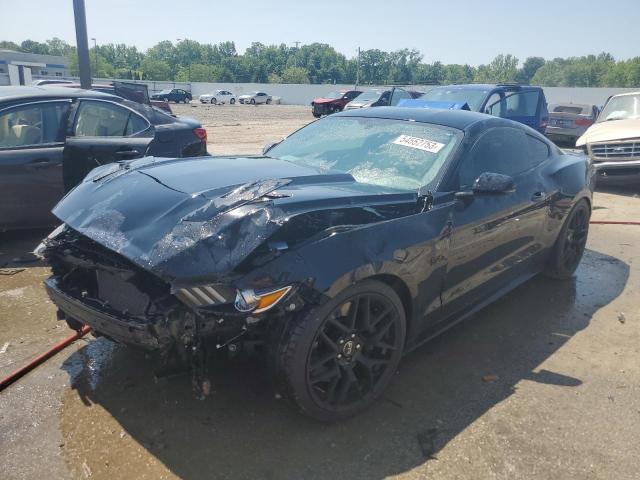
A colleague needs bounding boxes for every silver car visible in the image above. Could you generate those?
[546,103,600,146]
[238,91,272,105]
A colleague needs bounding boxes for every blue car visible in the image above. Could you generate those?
[396,84,549,134]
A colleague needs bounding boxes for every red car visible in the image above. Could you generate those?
[311,90,362,117]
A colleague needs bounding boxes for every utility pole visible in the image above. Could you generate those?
[72,0,92,88]
[91,37,97,78]
[355,47,361,89]
[293,41,300,67]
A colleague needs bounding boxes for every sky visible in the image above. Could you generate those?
[1,0,639,65]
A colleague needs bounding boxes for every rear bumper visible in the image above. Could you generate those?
[45,278,163,350]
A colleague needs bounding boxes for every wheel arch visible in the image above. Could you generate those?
[364,273,414,342]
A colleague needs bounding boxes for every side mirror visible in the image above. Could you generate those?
[473,172,515,194]
[262,141,280,155]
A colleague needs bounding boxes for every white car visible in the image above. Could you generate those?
[238,91,272,105]
[576,91,640,184]
[199,90,236,104]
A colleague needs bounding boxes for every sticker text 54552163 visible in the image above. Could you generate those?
[393,134,445,154]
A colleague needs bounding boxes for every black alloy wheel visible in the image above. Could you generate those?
[275,280,406,421]
[545,199,590,279]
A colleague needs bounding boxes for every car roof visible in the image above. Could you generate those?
[430,83,542,92]
[610,91,640,98]
[336,106,498,131]
[0,85,118,102]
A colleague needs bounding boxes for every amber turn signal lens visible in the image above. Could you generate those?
[254,286,292,313]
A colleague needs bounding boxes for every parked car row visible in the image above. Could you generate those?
[198,90,274,105]
[310,88,421,118]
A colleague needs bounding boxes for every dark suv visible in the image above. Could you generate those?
[311,90,362,117]
[399,84,549,134]
[151,88,192,104]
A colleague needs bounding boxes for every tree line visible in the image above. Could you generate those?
[2,38,640,87]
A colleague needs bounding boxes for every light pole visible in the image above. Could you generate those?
[72,0,91,88]
[292,41,300,68]
[90,37,97,79]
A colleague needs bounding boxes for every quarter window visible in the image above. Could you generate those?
[0,101,68,148]
[527,135,550,166]
[73,101,148,137]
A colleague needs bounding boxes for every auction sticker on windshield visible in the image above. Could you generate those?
[393,134,445,153]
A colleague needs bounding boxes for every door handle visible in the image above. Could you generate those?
[531,191,547,202]
[26,158,52,169]
[115,149,141,157]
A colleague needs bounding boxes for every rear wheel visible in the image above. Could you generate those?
[274,280,406,421]
[545,199,590,279]
[266,98,272,105]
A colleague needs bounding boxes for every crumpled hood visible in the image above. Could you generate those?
[51,156,410,286]
[576,118,640,146]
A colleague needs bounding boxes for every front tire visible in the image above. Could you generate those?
[230,98,236,104]
[273,280,406,421]
[210,98,217,104]
[250,98,256,105]
[545,199,590,279]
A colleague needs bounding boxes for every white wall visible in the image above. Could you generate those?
[1,73,637,107]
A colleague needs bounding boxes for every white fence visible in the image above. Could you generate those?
[1,73,637,107]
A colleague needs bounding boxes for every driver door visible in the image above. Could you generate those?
[0,99,71,229]
[62,99,154,191]
[438,126,549,322]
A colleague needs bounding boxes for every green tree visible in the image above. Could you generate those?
[280,66,310,84]
[0,40,20,50]
[20,39,49,54]
[141,57,171,80]
[516,57,545,84]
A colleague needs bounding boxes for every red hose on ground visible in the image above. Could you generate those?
[590,221,640,225]
[0,325,91,392]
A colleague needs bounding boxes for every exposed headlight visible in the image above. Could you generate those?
[234,286,292,313]
[33,224,68,259]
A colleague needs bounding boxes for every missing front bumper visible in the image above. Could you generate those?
[45,278,164,350]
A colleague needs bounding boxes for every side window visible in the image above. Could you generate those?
[390,88,411,106]
[458,127,531,188]
[490,91,539,117]
[484,93,502,113]
[74,101,148,137]
[0,101,68,148]
[527,135,550,167]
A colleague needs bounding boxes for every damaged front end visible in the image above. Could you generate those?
[41,225,303,354]
[39,155,423,395]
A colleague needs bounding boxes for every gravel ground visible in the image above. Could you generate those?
[172,103,312,155]
[1,106,639,480]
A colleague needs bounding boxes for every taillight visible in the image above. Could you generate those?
[575,118,594,127]
[193,127,207,142]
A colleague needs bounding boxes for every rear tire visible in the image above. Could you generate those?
[544,199,590,280]
[273,279,406,422]
[266,98,272,105]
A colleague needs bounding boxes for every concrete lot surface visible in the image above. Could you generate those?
[1,104,639,479]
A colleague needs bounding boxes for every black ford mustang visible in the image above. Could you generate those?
[39,107,594,421]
